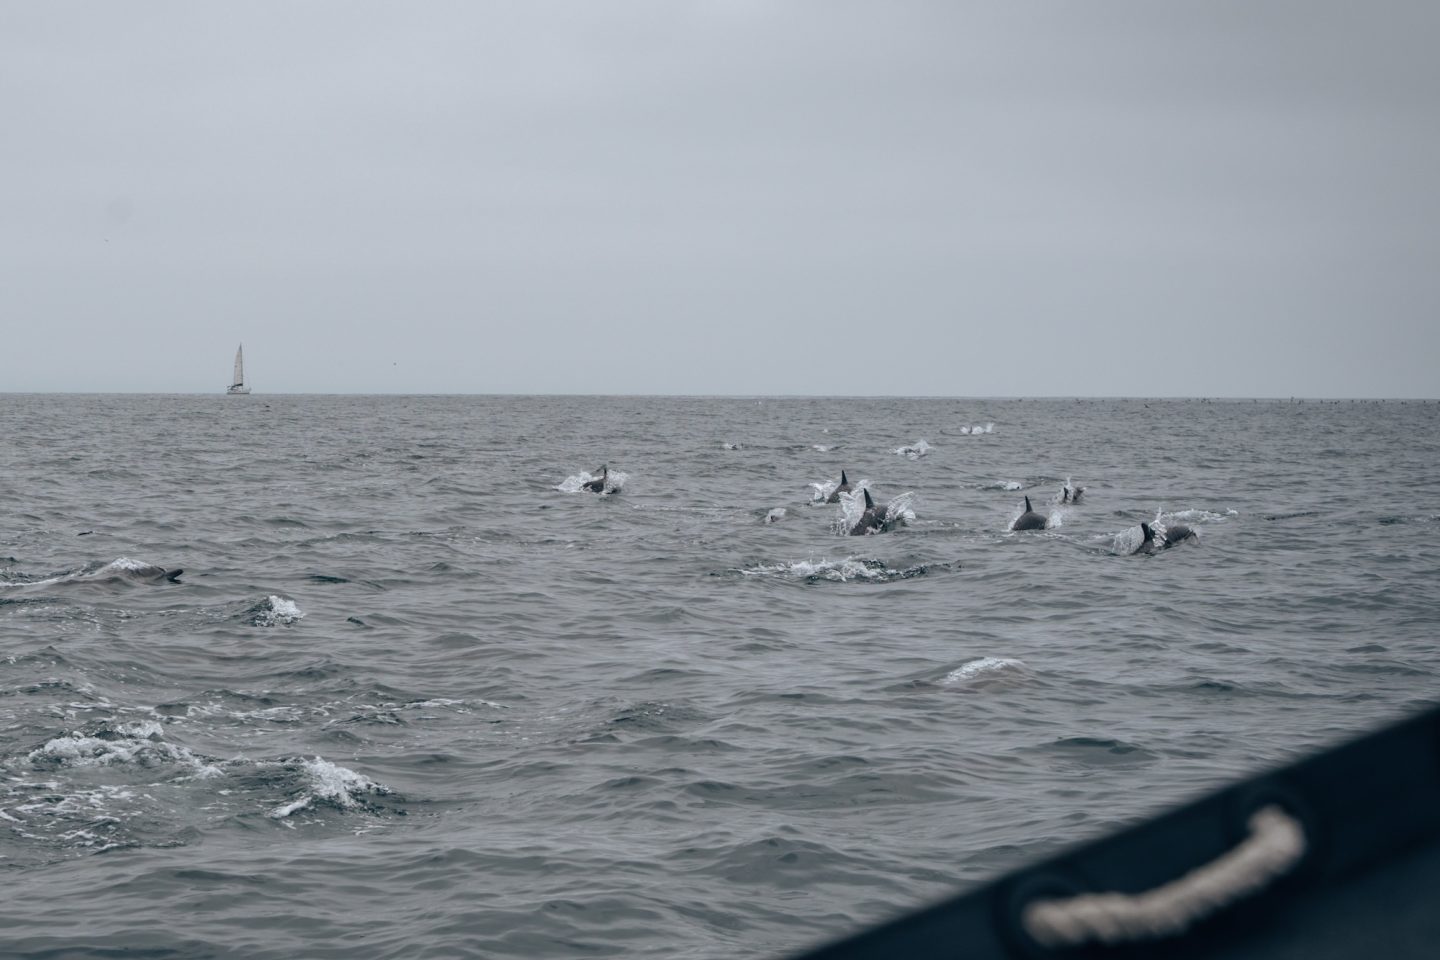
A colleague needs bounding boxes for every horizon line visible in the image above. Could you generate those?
[2,391,1435,402]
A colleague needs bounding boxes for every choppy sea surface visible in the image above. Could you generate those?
[2,394,1437,959]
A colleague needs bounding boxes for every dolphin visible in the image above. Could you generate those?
[0,559,183,588]
[581,465,608,494]
[826,470,853,504]
[95,560,183,583]
[1061,483,1085,504]
[849,489,891,536]
[1138,522,1158,553]
[1160,522,1197,547]
[133,564,184,583]
[1012,496,1048,531]
[1138,522,1197,553]
[78,561,183,583]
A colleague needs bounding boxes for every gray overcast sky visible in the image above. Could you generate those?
[3,2,1437,397]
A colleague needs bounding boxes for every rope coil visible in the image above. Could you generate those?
[1022,804,1307,948]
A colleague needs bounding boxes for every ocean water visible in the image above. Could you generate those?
[2,394,1437,959]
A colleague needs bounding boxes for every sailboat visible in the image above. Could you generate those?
[226,344,251,395]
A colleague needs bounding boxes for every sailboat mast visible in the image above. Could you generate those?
[227,343,251,394]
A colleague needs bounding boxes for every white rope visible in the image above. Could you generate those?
[1021,804,1306,948]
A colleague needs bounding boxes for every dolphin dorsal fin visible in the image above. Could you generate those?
[1140,522,1154,541]
[840,470,848,484]
[863,489,874,508]
[1024,496,1033,512]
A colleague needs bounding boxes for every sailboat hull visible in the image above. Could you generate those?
[226,385,251,395]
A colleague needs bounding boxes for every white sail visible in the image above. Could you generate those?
[227,344,251,395]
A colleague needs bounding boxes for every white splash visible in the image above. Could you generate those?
[742,558,896,583]
[558,468,629,495]
[836,488,867,533]
[894,439,931,459]
[1164,508,1229,523]
[28,720,164,767]
[1053,477,1087,504]
[942,657,1026,685]
[1148,507,1178,546]
[1109,525,1149,555]
[253,596,304,627]
[811,476,867,504]
[765,508,787,524]
[104,557,154,573]
[270,757,392,819]
[26,721,224,778]
[835,488,913,535]
[885,492,917,526]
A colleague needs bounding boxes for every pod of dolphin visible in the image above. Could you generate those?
[7,457,1193,596]
[575,459,1196,553]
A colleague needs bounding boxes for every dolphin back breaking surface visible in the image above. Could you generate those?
[838,488,915,535]
[0,557,182,588]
